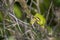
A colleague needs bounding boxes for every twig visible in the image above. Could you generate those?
[46,1,53,21]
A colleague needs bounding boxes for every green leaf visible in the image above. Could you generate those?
[0,11,3,22]
[39,3,45,14]
[13,2,22,19]
[54,0,60,7]
[39,0,50,14]
[43,0,50,9]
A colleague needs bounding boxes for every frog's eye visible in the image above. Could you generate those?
[36,17,40,21]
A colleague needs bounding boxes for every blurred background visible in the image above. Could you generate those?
[0,0,60,40]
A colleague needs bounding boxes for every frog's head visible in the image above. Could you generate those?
[34,13,46,26]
